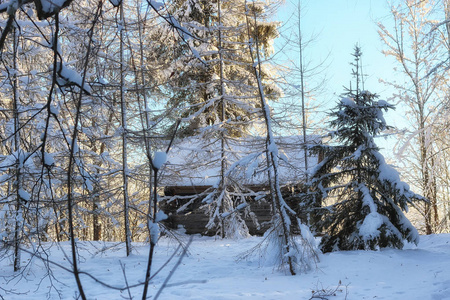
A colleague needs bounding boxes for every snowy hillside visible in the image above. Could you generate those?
[1,234,449,300]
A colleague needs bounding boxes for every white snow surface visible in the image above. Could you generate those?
[2,234,450,299]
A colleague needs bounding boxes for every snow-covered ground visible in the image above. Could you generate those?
[1,234,450,300]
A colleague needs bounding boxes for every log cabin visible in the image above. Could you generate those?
[159,135,323,235]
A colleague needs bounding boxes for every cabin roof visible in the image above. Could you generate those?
[159,135,321,188]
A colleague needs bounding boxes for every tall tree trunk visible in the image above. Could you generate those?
[120,1,132,256]
[218,0,227,238]
[135,1,154,230]
[12,25,22,272]
[419,105,433,234]
[245,2,295,275]
[92,190,101,241]
[92,109,114,241]
[297,3,308,180]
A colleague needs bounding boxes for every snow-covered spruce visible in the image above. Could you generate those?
[305,48,423,252]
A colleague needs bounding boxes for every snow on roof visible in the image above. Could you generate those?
[159,135,321,188]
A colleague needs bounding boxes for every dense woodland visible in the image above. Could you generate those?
[1,0,450,298]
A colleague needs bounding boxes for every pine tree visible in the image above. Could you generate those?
[307,47,422,252]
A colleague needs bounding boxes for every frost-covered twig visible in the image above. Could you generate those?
[309,280,349,300]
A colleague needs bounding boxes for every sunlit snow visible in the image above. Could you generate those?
[1,234,450,299]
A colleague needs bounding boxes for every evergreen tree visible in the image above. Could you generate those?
[307,47,422,252]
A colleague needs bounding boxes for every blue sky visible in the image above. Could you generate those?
[275,0,402,153]
[277,0,395,100]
